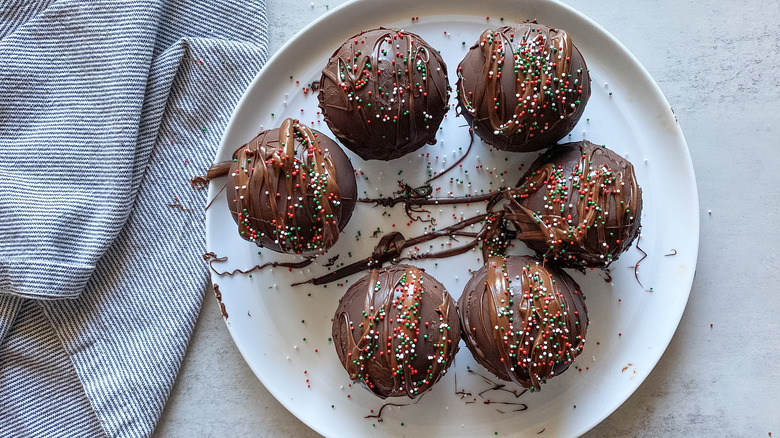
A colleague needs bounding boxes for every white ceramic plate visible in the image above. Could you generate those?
[205,0,698,436]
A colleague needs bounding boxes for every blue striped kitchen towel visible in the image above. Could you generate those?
[0,0,268,436]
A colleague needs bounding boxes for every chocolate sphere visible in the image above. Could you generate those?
[225,118,357,255]
[456,22,591,152]
[332,265,460,398]
[505,140,642,269]
[318,28,450,161]
[458,255,587,390]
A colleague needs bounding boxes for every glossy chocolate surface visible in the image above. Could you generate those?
[318,28,450,160]
[456,23,590,152]
[332,265,460,398]
[224,118,357,254]
[459,255,587,390]
[505,140,642,268]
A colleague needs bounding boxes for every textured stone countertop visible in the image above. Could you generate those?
[155,0,780,436]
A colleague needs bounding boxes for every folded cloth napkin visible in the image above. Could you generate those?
[0,0,268,435]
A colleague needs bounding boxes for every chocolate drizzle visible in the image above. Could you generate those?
[332,265,460,398]
[205,118,357,255]
[459,255,587,391]
[318,28,450,160]
[213,283,228,319]
[456,22,591,152]
[341,141,642,273]
[292,212,494,286]
[506,140,642,269]
[203,252,313,277]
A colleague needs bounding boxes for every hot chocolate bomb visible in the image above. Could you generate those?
[223,118,357,255]
[318,28,450,161]
[332,265,460,399]
[456,22,591,152]
[505,140,642,269]
[459,255,588,390]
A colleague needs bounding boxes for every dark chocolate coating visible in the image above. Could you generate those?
[505,140,642,269]
[318,28,450,161]
[225,118,357,255]
[456,23,591,152]
[332,265,460,398]
[458,255,587,390]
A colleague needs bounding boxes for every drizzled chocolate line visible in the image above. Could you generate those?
[203,252,313,277]
[323,254,340,267]
[359,142,642,271]
[364,402,408,420]
[204,183,227,212]
[665,249,677,256]
[633,234,647,288]
[359,190,501,208]
[466,369,529,411]
[363,395,424,420]
[292,213,490,286]
[396,238,480,264]
[213,284,228,319]
[190,176,209,186]
[190,160,232,186]
[359,183,504,223]
[190,163,229,212]
[486,401,528,412]
[453,363,473,399]
[424,128,475,184]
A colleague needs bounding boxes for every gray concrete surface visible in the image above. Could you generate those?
[154,0,780,436]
